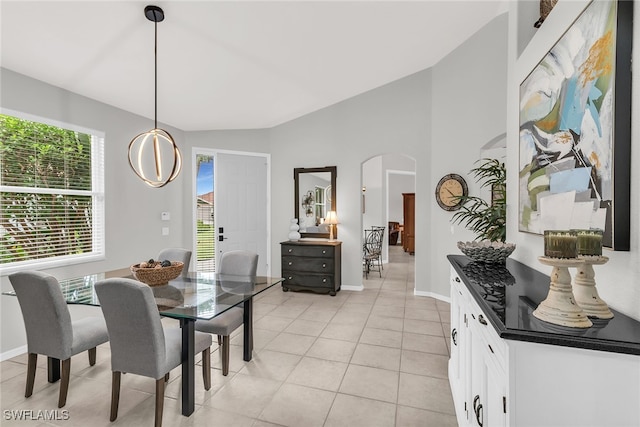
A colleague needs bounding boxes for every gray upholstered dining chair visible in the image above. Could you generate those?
[94,278,212,427]
[8,271,109,408]
[195,250,258,376]
[157,247,191,278]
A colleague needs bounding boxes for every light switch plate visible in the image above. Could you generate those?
[161,212,170,221]
[162,227,169,236]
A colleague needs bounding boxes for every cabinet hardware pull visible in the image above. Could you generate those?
[322,250,326,254]
[488,344,494,353]
[287,276,292,280]
[288,249,292,253]
[452,328,457,346]
[503,396,507,413]
[473,395,483,427]
[288,262,292,266]
[322,263,326,268]
[478,314,487,325]
[322,279,327,283]
[476,403,483,426]
[455,277,461,282]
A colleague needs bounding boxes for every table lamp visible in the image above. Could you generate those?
[325,211,338,240]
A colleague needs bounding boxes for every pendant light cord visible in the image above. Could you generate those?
[154,19,158,130]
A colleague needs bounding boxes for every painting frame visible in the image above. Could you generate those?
[518,0,632,250]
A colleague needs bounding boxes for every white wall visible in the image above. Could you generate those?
[507,0,640,321]
[429,13,509,298]
[362,156,383,230]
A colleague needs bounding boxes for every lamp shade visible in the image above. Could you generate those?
[325,211,338,225]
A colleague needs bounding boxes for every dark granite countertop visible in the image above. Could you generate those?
[448,255,640,356]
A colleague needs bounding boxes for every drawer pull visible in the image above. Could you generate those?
[287,276,292,280]
[455,277,461,282]
[488,344,494,353]
[452,328,457,346]
[288,249,292,253]
[478,314,487,325]
[322,278,327,283]
[322,250,326,254]
[322,263,326,268]
[288,261,293,266]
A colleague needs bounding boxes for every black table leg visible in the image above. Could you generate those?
[47,357,60,383]
[180,318,195,416]
[243,297,253,361]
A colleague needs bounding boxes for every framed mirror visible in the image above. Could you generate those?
[294,166,337,238]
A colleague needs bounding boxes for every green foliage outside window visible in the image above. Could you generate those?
[0,114,95,264]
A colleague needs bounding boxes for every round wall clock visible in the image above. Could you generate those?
[435,174,468,211]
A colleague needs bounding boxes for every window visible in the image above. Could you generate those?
[0,111,105,273]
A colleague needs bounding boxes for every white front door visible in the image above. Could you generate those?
[215,152,269,275]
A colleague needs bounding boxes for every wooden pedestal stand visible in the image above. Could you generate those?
[573,256,613,319]
[534,257,592,328]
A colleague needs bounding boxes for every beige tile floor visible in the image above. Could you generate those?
[0,246,457,426]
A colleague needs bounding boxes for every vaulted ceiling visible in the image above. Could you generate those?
[1,1,508,131]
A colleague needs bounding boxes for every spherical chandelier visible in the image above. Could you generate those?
[128,5,182,188]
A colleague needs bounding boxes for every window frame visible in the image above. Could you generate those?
[0,109,105,275]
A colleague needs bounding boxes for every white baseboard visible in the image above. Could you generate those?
[1,345,26,362]
[414,289,451,304]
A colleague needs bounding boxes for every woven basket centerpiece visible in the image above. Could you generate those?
[130,261,184,286]
[457,241,516,264]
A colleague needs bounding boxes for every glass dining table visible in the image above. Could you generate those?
[4,268,284,417]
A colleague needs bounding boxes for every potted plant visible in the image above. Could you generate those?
[451,158,514,263]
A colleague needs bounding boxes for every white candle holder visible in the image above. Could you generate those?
[573,256,613,319]
[534,257,592,328]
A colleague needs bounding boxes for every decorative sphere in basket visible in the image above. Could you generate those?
[457,241,516,264]
[130,261,184,286]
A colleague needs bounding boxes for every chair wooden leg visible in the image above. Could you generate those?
[221,335,230,376]
[58,358,71,408]
[88,347,97,366]
[202,348,211,390]
[110,371,121,422]
[25,353,37,398]
[155,378,165,427]
[164,372,170,382]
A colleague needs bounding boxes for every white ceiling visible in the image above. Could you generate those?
[1,1,508,131]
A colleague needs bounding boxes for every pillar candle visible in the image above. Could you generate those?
[574,229,603,256]
[544,230,577,258]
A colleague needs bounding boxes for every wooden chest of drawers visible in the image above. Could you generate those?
[280,241,341,296]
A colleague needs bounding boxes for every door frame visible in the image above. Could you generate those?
[385,169,415,264]
[191,147,271,276]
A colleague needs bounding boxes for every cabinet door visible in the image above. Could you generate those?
[449,277,468,423]
[469,321,507,427]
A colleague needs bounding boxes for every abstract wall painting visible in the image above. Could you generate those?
[519,0,632,250]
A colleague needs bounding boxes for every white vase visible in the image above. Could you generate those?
[288,218,301,241]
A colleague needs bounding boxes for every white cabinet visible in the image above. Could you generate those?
[450,273,506,427]
[449,264,640,427]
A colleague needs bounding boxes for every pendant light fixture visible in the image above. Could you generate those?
[128,5,182,188]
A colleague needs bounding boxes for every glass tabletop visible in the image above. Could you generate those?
[4,268,284,322]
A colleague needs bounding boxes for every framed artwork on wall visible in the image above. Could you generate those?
[518,0,632,250]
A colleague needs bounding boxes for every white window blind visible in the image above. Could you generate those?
[0,112,105,274]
